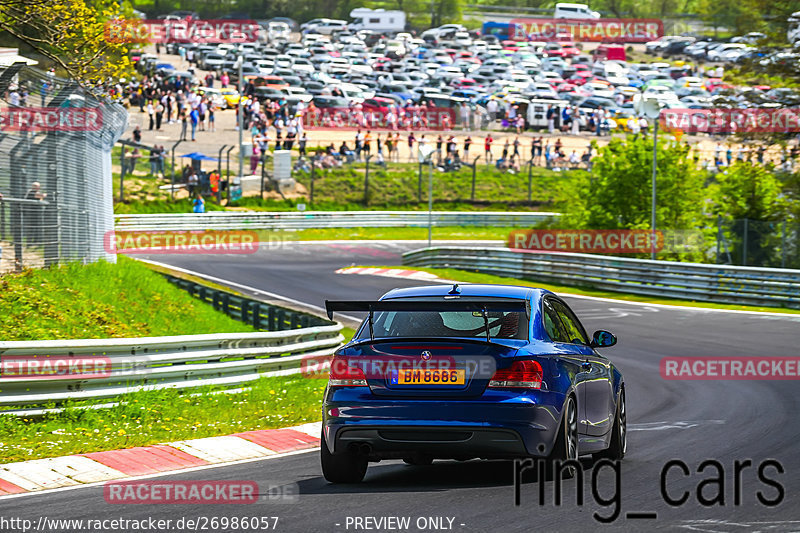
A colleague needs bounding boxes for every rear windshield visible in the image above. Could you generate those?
[356,309,529,340]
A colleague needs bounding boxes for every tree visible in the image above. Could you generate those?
[711,162,789,266]
[557,135,709,260]
[561,135,706,230]
[0,0,135,84]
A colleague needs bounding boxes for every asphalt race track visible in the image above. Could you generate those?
[3,241,800,532]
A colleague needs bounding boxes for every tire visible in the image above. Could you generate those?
[594,389,627,461]
[546,395,578,479]
[320,430,368,483]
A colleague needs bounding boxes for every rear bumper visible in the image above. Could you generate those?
[322,389,565,459]
[332,425,530,459]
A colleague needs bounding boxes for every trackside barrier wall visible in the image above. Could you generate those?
[402,246,800,309]
[0,277,342,412]
[114,211,559,232]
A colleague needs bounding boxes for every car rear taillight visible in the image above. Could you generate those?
[328,356,368,387]
[488,360,542,389]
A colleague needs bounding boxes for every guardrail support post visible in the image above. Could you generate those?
[217,144,228,203]
[782,219,787,268]
[742,218,748,266]
[222,292,230,315]
[268,307,276,330]
[291,313,299,329]
[277,309,286,330]
[418,162,423,203]
[471,156,480,201]
[527,159,533,203]
[363,155,372,206]
[309,159,315,206]
[252,303,261,329]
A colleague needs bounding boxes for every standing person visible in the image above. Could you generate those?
[532,136,542,165]
[208,101,216,132]
[179,108,188,141]
[512,137,521,160]
[363,130,372,157]
[464,136,472,159]
[596,108,605,136]
[546,105,555,134]
[571,107,580,135]
[250,141,261,174]
[192,192,205,213]
[486,98,498,125]
[155,99,164,130]
[407,132,416,162]
[149,148,159,176]
[502,138,509,161]
[24,181,47,245]
[354,129,364,161]
[726,145,733,166]
[484,134,494,163]
[220,71,229,88]
[132,125,142,144]
[460,102,470,131]
[544,141,551,168]
[436,134,444,164]
[298,132,308,157]
[190,107,199,141]
[198,99,206,131]
[147,100,154,130]
[376,133,383,158]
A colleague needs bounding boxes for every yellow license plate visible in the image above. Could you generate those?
[396,368,466,385]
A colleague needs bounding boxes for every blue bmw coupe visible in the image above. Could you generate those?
[322,283,625,483]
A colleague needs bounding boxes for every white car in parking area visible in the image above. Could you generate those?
[643,84,680,104]
[707,43,748,61]
[292,58,316,74]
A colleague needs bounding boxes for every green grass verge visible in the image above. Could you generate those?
[0,374,326,463]
[114,164,580,214]
[0,256,256,341]
[370,265,800,315]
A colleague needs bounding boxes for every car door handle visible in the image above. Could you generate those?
[581,361,592,371]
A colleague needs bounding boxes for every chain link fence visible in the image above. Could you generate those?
[0,63,127,273]
[715,217,799,268]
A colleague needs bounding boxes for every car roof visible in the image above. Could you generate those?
[380,284,551,302]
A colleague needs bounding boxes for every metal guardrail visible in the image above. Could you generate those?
[114,211,559,232]
[164,275,333,330]
[0,273,342,412]
[0,325,343,409]
[403,247,800,309]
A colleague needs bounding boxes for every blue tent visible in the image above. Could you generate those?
[180,152,218,161]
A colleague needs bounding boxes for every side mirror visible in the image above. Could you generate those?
[590,330,617,348]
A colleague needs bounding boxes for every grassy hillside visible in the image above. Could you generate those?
[0,257,256,340]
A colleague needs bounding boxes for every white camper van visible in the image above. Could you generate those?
[554,3,601,19]
[349,8,406,34]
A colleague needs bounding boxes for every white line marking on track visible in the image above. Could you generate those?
[136,259,361,323]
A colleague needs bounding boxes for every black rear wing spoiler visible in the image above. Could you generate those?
[324,299,529,342]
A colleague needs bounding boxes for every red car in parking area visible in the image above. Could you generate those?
[452,77,479,89]
[544,42,580,58]
[361,96,396,114]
